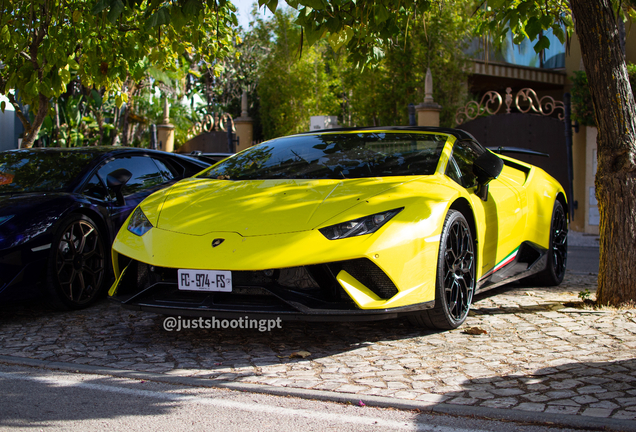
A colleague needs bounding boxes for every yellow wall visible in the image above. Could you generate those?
[584,126,599,235]
[565,27,636,89]
[571,126,586,232]
[569,125,599,234]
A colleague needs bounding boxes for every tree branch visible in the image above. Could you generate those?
[118,25,140,32]
[6,91,32,131]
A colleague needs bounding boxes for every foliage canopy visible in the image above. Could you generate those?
[0,0,238,146]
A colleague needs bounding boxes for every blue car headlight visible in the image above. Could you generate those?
[127,207,153,236]
[319,208,403,240]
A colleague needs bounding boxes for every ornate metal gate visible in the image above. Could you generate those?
[455,88,570,208]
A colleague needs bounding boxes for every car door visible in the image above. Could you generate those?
[96,154,176,240]
[445,140,527,281]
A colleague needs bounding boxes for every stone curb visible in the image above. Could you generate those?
[2,355,634,432]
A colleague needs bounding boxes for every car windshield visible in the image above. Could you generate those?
[0,150,99,194]
[199,132,448,180]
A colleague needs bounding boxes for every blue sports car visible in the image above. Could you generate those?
[0,146,209,309]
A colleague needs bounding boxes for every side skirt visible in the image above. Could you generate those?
[476,242,547,294]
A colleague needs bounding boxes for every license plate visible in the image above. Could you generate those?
[177,269,232,292]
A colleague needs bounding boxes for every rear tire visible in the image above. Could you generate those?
[529,200,568,286]
[409,210,475,330]
[45,214,108,310]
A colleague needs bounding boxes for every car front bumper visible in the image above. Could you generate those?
[109,257,435,321]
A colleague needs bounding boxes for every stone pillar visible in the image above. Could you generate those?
[157,96,175,152]
[416,68,442,127]
[234,91,253,152]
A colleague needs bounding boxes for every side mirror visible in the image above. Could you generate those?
[472,152,503,201]
[106,168,132,206]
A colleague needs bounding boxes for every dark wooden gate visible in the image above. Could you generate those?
[455,88,570,202]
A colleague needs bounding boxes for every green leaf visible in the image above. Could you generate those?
[171,6,187,30]
[533,35,551,53]
[51,73,64,95]
[147,0,163,12]
[148,66,171,83]
[24,81,36,97]
[302,0,323,9]
[304,24,326,46]
[374,4,390,24]
[68,57,80,70]
[1,101,5,113]
[107,0,125,23]
[525,17,542,40]
[39,80,51,98]
[0,25,10,44]
[91,90,103,108]
[59,65,71,84]
[213,63,224,77]
[182,0,203,17]
[552,24,565,43]
[91,0,110,15]
[265,0,278,14]
[539,14,553,30]
[328,26,353,51]
[145,7,171,28]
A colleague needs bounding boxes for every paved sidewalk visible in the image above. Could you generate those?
[1,271,635,425]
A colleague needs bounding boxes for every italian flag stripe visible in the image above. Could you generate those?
[480,247,520,281]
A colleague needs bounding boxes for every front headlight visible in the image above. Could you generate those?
[127,207,153,236]
[319,208,403,240]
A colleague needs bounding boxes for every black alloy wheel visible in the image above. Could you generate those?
[531,200,568,286]
[409,210,475,330]
[47,214,106,309]
[550,201,568,281]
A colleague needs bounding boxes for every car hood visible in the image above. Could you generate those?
[153,177,418,236]
[0,192,66,211]
[0,193,74,249]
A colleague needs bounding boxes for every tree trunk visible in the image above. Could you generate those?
[110,105,120,145]
[95,110,104,146]
[571,0,636,305]
[121,104,130,147]
[21,93,50,148]
[53,99,60,145]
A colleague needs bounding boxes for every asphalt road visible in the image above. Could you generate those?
[0,363,604,432]
[567,246,599,275]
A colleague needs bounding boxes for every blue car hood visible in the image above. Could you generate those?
[0,193,74,250]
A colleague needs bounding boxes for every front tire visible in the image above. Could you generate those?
[409,210,475,330]
[46,214,108,310]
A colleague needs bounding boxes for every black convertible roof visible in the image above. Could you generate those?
[298,126,478,142]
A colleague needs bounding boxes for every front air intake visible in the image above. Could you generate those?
[336,258,398,299]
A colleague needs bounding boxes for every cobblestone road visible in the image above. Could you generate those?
[2,272,635,422]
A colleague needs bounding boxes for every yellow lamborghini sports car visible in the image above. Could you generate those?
[109,127,567,329]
